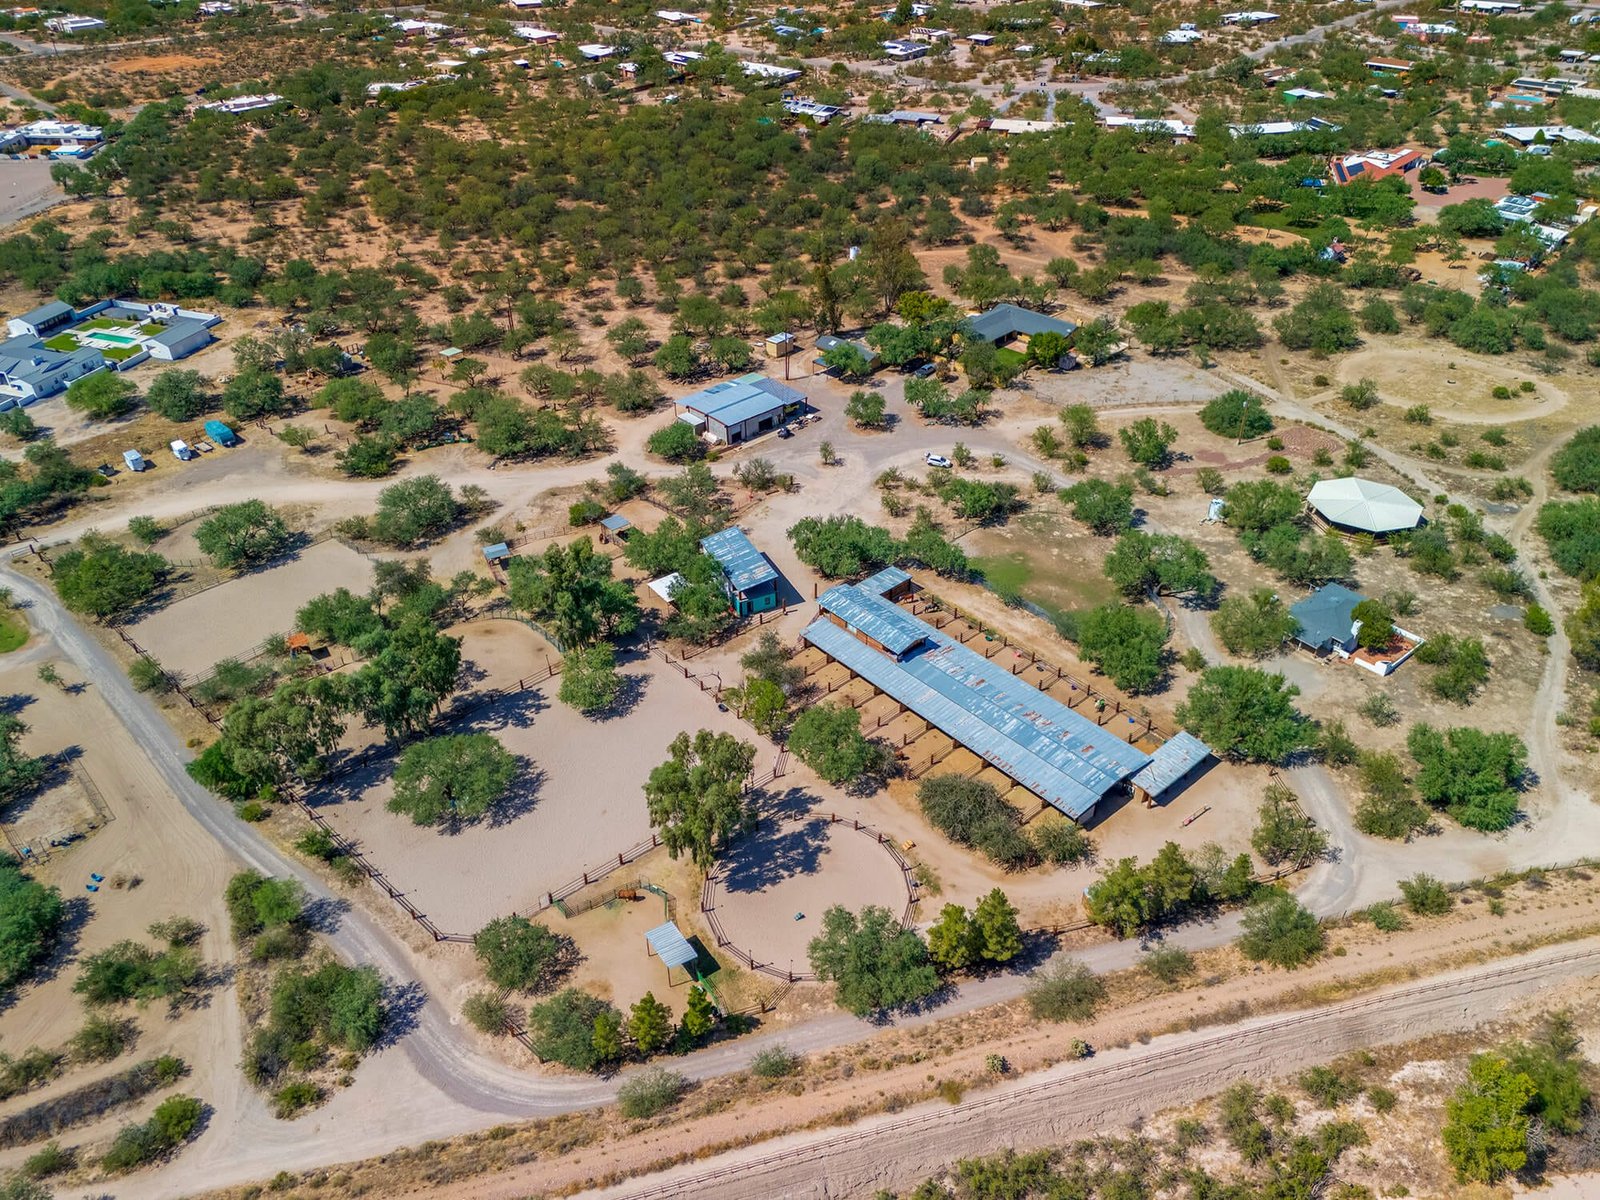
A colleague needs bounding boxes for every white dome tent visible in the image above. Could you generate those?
[1306,477,1423,536]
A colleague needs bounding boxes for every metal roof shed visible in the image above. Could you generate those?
[644,920,698,982]
[701,526,779,597]
[1129,732,1213,803]
[817,584,927,657]
[1290,582,1367,652]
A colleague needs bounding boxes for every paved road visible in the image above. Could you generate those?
[592,941,1600,1200]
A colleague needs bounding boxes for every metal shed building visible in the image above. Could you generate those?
[674,374,807,445]
[700,527,780,616]
[803,584,1159,822]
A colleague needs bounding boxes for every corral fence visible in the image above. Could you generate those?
[698,813,921,985]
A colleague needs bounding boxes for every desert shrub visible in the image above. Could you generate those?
[1300,1064,1362,1108]
[1368,1085,1398,1113]
[750,1045,799,1078]
[526,989,617,1072]
[1237,890,1324,969]
[100,1094,203,1172]
[617,1067,688,1118]
[1026,959,1104,1022]
[1030,820,1095,865]
[1141,945,1196,985]
[1365,901,1406,932]
[69,1014,135,1063]
[463,991,513,1035]
[20,1141,73,1179]
[1398,873,1453,916]
[272,1080,323,1119]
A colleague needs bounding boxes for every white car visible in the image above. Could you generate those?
[925,453,953,469]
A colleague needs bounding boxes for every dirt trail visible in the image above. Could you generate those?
[584,942,1600,1200]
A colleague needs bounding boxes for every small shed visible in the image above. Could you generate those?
[1129,732,1214,806]
[647,572,686,604]
[599,513,632,545]
[644,920,698,984]
[764,332,797,359]
[482,541,511,565]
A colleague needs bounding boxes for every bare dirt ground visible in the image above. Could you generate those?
[312,628,756,935]
[0,621,244,1177]
[123,538,376,678]
[709,811,914,974]
[0,157,63,229]
[1333,340,1572,424]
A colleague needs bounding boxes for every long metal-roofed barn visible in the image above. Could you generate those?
[803,580,1160,822]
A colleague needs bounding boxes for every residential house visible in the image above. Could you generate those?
[44,15,104,33]
[966,303,1077,346]
[6,301,75,339]
[513,25,558,42]
[1329,147,1423,184]
[0,336,105,405]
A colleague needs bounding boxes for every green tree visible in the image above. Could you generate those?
[1118,417,1178,468]
[788,515,898,578]
[1251,784,1328,866]
[844,389,887,429]
[628,990,674,1054]
[1274,283,1360,353]
[527,989,616,1071]
[387,733,517,827]
[1199,390,1273,440]
[1564,577,1600,669]
[65,371,136,420]
[0,856,65,990]
[474,916,570,992]
[1177,667,1313,764]
[1102,532,1215,599]
[1237,890,1324,968]
[345,616,461,739]
[1059,403,1101,449]
[1085,857,1156,937]
[195,500,292,569]
[1072,602,1168,693]
[787,704,889,785]
[0,714,44,805]
[557,642,621,713]
[507,538,639,649]
[1211,589,1297,658]
[591,1008,623,1065]
[926,903,975,972]
[647,420,703,462]
[1406,724,1526,832]
[223,368,289,420]
[337,435,398,478]
[1441,1054,1537,1183]
[1550,426,1600,494]
[1058,479,1134,536]
[971,888,1022,965]
[1222,480,1303,533]
[1349,599,1395,652]
[52,534,168,620]
[644,730,758,871]
[681,984,715,1041]
[371,475,459,546]
[654,334,701,379]
[145,370,209,422]
[807,904,939,1016]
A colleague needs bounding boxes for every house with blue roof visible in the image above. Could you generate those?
[700,526,780,616]
[1289,582,1366,655]
[674,373,807,445]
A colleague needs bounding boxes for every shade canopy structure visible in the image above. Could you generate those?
[644,921,698,971]
[1306,477,1422,534]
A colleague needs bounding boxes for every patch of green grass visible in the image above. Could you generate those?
[99,347,141,362]
[139,323,165,335]
[78,317,124,331]
[41,334,78,351]
[0,608,29,653]
[995,346,1028,370]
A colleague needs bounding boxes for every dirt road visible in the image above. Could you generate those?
[588,941,1600,1200]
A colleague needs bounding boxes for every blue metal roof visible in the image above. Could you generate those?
[676,373,806,429]
[858,565,911,597]
[700,526,778,594]
[803,589,1154,819]
[600,514,631,531]
[482,542,510,561]
[1290,582,1365,650]
[1129,731,1212,797]
[817,584,927,656]
[644,920,698,970]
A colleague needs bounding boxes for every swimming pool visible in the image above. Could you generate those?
[89,332,139,346]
